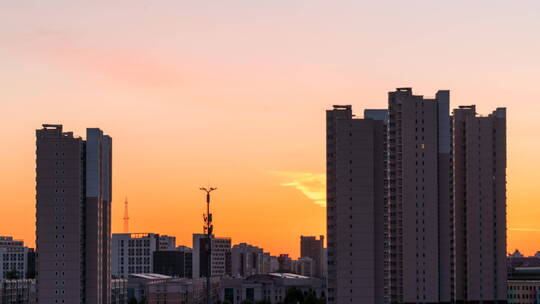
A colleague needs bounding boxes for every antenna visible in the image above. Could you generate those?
[123,197,130,233]
[199,186,217,304]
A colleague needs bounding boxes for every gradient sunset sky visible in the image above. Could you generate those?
[1,1,540,258]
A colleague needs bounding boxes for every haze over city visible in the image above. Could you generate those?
[2,0,540,260]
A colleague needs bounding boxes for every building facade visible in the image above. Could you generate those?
[112,233,160,278]
[127,274,220,304]
[0,237,30,280]
[111,278,127,304]
[326,106,386,304]
[507,280,540,304]
[221,273,325,304]
[158,236,176,251]
[325,89,507,304]
[295,257,315,277]
[153,247,193,278]
[300,236,324,278]
[0,279,36,304]
[387,89,452,303]
[231,243,264,278]
[192,234,231,278]
[36,124,112,304]
[453,106,507,302]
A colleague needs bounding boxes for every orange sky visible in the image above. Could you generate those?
[1,1,540,258]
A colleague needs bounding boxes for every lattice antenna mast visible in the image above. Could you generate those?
[123,197,130,233]
[200,187,217,236]
[199,187,217,304]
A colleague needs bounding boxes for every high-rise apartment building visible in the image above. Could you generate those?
[387,88,452,303]
[325,89,507,304]
[453,106,507,302]
[300,236,324,278]
[326,106,386,304]
[36,124,112,304]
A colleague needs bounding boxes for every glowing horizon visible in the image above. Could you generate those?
[2,1,540,258]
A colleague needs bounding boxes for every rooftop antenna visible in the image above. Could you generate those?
[123,197,130,233]
[200,186,217,304]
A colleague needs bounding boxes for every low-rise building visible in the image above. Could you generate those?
[0,237,31,280]
[507,267,540,303]
[0,279,36,304]
[111,278,128,304]
[220,273,325,304]
[507,280,540,303]
[127,273,220,304]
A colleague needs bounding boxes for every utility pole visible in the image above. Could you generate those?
[200,187,217,304]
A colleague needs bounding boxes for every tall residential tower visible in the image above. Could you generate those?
[36,124,112,304]
[326,89,507,304]
[453,106,507,302]
[387,88,452,303]
[326,106,386,304]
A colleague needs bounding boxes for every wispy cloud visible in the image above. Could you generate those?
[272,171,325,207]
[509,228,540,232]
[46,46,182,88]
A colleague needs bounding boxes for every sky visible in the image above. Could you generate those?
[1,0,540,258]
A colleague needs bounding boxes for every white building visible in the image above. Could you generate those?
[158,235,176,250]
[192,234,231,278]
[112,233,159,278]
[0,236,30,280]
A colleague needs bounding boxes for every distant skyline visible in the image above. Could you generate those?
[2,1,540,258]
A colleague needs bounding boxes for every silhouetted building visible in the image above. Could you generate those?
[508,257,540,269]
[127,274,220,304]
[277,254,293,273]
[510,249,525,258]
[453,105,507,302]
[326,105,386,304]
[153,248,193,278]
[296,257,315,277]
[300,236,324,278]
[220,273,325,304]
[26,249,35,280]
[36,124,112,303]
[386,89,453,303]
[231,243,264,278]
